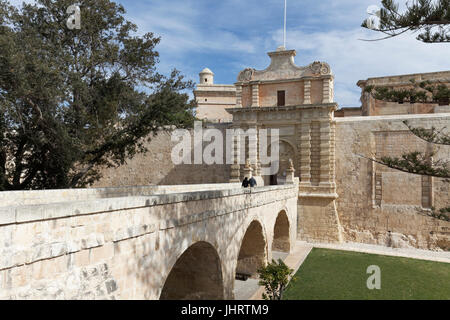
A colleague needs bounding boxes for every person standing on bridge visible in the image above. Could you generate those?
[249,176,257,188]
[242,177,249,188]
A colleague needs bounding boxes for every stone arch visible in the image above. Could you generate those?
[265,139,296,185]
[235,219,267,279]
[160,241,224,300]
[272,210,291,253]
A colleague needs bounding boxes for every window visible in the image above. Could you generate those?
[205,79,208,83]
[277,90,285,107]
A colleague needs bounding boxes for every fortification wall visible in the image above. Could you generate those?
[335,114,450,251]
[92,124,231,188]
[358,71,450,116]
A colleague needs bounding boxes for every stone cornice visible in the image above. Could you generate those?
[299,192,339,199]
[197,102,237,106]
[226,103,339,114]
[235,75,334,86]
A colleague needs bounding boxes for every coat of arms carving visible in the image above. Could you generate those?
[238,68,255,82]
[310,61,330,75]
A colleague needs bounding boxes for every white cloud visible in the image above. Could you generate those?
[125,0,450,107]
[6,0,450,108]
[276,28,450,107]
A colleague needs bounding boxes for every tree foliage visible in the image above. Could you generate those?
[0,0,196,190]
[362,0,450,43]
[377,151,449,178]
[257,259,295,301]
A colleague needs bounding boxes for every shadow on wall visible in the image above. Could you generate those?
[117,194,295,300]
[158,164,230,185]
[92,126,231,187]
[160,242,224,300]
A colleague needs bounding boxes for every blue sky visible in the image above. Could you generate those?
[10,0,450,108]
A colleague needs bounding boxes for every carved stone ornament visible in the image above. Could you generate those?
[310,61,330,75]
[288,158,294,170]
[238,68,255,82]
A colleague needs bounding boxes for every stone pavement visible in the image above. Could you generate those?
[249,241,314,300]
[234,252,290,300]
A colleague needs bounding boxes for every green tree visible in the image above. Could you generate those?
[257,259,295,301]
[0,0,196,190]
[362,0,450,43]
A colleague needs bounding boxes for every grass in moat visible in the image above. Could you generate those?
[282,248,450,300]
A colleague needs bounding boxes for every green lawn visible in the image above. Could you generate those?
[283,248,450,300]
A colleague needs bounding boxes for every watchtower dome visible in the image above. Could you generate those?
[199,68,214,85]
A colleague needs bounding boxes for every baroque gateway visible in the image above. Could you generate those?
[0,46,449,299]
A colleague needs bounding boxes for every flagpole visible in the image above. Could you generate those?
[283,0,287,48]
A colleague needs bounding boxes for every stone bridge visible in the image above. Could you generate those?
[0,182,298,300]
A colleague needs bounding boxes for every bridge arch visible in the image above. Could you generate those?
[235,219,267,279]
[159,241,224,300]
[272,210,291,253]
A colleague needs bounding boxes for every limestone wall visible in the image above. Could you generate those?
[194,84,236,122]
[196,106,234,122]
[258,82,304,107]
[0,183,298,300]
[334,107,363,117]
[364,99,437,116]
[92,124,231,188]
[335,114,450,250]
[358,71,450,116]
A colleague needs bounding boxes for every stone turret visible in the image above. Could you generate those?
[194,67,236,122]
[199,68,214,85]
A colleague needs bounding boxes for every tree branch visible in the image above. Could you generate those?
[357,153,450,179]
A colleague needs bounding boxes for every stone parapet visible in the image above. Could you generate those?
[0,182,299,300]
[0,183,241,208]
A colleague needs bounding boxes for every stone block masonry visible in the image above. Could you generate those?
[91,124,232,188]
[0,182,298,300]
[335,114,450,251]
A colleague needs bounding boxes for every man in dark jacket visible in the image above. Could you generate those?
[242,177,249,188]
[249,176,257,188]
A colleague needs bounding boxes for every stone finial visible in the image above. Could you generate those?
[286,159,295,184]
[288,158,295,171]
[243,159,253,179]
